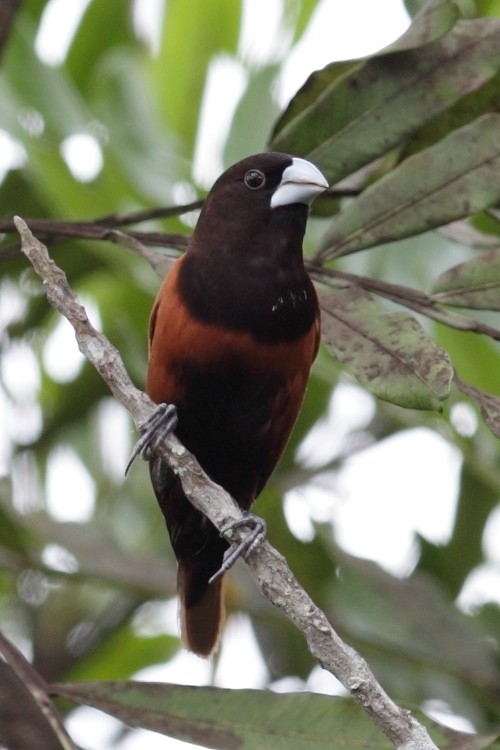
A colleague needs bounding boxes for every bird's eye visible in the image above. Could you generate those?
[244,169,266,190]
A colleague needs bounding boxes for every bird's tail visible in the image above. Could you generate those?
[177,561,225,657]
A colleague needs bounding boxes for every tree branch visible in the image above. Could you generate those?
[0,218,189,262]
[93,199,204,226]
[15,216,439,750]
[0,630,80,750]
[0,0,20,63]
[0,199,200,262]
[308,265,500,342]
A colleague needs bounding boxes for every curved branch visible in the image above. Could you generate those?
[308,265,500,342]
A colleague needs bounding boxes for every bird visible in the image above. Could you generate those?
[145,152,328,656]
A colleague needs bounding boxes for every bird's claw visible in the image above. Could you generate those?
[209,511,267,584]
[125,403,178,475]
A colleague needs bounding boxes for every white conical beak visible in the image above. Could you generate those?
[270,157,328,208]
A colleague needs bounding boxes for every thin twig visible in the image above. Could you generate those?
[0,218,189,260]
[15,217,439,750]
[94,199,204,226]
[0,200,199,262]
[308,265,500,342]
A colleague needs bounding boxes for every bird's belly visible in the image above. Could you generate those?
[172,354,294,507]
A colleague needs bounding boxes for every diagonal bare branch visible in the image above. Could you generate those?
[15,216,439,750]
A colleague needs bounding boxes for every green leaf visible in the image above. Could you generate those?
[399,73,500,161]
[3,19,90,139]
[332,553,500,700]
[270,60,358,142]
[272,0,458,143]
[51,681,497,750]
[431,249,500,310]
[151,0,242,153]
[15,510,174,595]
[66,0,136,93]
[271,20,500,184]
[476,0,500,16]
[65,625,178,682]
[0,23,150,217]
[471,210,500,238]
[0,480,32,555]
[287,0,323,40]
[384,0,459,52]
[318,114,500,258]
[436,323,500,393]
[320,287,453,410]
[224,65,282,166]
[92,51,185,203]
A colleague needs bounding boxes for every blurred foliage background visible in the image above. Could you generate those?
[0,0,499,748]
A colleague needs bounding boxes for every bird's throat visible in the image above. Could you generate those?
[178,250,317,345]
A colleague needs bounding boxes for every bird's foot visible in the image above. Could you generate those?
[209,511,267,583]
[125,403,178,475]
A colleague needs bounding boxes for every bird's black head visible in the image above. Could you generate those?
[193,152,328,255]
